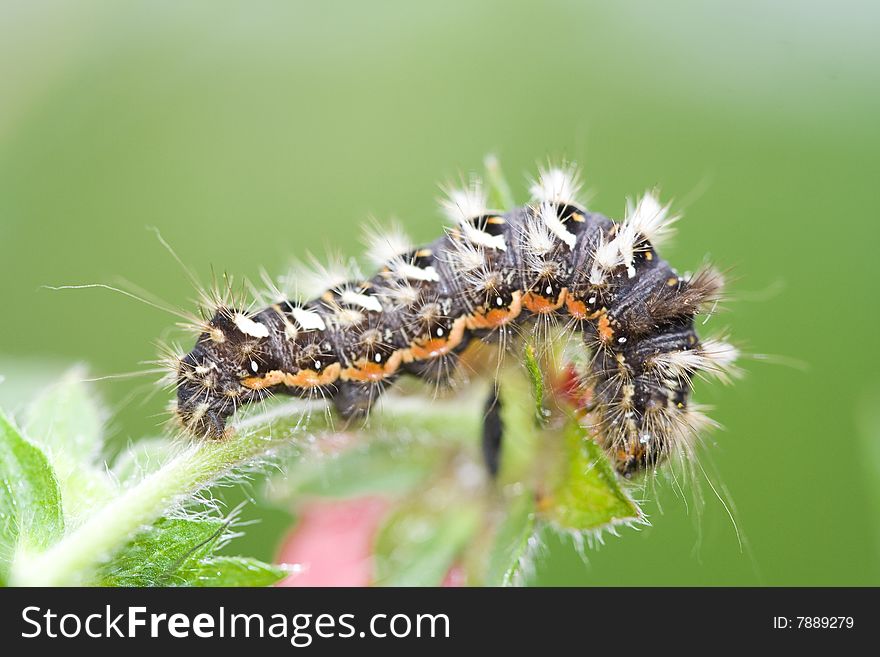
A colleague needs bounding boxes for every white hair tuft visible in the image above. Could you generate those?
[440,180,488,224]
[529,164,582,206]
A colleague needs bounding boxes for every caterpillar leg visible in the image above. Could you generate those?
[481,384,503,478]
[333,380,391,419]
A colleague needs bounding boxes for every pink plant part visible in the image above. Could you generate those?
[276,497,391,587]
[275,496,465,587]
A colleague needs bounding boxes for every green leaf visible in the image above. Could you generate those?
[25,367,103,459]
[177,556,287,587]
[281,440,439,500]
[0,410,65,582]
[98,516,287,587]
[486,492,537,587]
[24,368,115,523]
[97,517,226,586]
[542,416,642,531]
[374,498,481,586]
[0,358,67,411]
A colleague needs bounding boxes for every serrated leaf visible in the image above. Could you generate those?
[374,498,481,586]
[97,517,226,586]
[283,440,438,500]
[23,369,115,523]
[542,417,642,531]
[178,556,287,587]
[0,410,65,582]
[486,492,537,587]
[486,492,537,586]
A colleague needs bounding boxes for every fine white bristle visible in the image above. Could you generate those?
[440,180,506,251]
[288,254,359,300]
[525,210,556,256]
[379,277,421,308]
[253,268,288,306]
[623,192,679,247]
[444,237,486,273]
[538,201,577,250]
[589,233,622,284]
[698,338,741,384]
[364,223,413,268]
[592,192,680,280]
[649,339,741,385]
[529,164,582,206]
[440,180,488,224]
[653,349,704,375]
[331,306,365,327]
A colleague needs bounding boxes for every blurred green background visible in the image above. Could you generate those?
[1,0,878,585]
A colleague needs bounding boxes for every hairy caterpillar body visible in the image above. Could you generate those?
[175,164,737,475]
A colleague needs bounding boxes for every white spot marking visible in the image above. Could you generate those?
[234,314,270,338]
[539,202,577,250]
[396,262,440,282]
[292,307,326,331]
[460,221,507,251]
[340,290,383,313]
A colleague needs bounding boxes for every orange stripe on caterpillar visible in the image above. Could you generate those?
[465,291,522,330]
[340,350,404,382]
[242,362,342,390]
[405,316,468,360]
[340,362,390,383]
[522,288,567,314]
[597,311,615,344]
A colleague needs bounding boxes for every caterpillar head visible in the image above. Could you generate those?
[175,307,268,437]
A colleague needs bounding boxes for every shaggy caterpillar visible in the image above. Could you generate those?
[175,163,737,475]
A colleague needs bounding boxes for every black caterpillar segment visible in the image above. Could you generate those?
[175,164,738,475]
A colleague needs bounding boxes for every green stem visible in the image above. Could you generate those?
[9,402,315,586]
[9,394,484,587]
